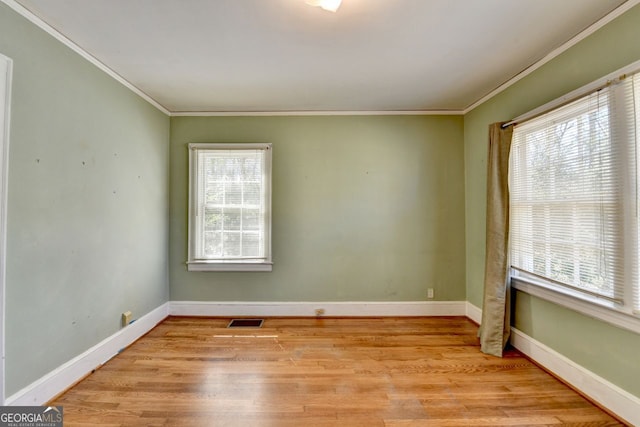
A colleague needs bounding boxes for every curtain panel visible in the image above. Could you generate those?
[479,122,513,357]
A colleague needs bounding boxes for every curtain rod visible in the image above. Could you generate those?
[501,59,640,129]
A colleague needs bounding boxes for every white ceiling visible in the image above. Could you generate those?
[12,0,630,113]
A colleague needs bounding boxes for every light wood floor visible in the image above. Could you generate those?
[50,317,625,426]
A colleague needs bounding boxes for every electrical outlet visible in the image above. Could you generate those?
[122,311,132,327]
[427,288,434,299]
[315,308,325,316]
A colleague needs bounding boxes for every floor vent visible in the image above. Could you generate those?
[227,319,264,328]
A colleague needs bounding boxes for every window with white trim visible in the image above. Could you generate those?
[187,143,272,272]
[510,71,640,318]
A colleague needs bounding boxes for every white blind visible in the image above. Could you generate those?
[510,73,639,313]
[194,148,268,261]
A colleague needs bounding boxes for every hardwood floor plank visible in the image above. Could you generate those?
[50,317,626,426]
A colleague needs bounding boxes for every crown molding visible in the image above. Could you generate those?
[463,0,640,114]
[1,0,171,116]
[170,110,464,117]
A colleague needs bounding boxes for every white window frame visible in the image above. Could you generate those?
[508,60,640,335]
[0,52,13,405]
[187,143,273,272]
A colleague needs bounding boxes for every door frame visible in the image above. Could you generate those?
[0,53,13,405]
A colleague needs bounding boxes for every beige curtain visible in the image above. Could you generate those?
[479,122,513,357]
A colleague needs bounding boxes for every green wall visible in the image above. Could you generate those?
[0,4,170,395]
[464,4,640,397]
[170,116,465,302]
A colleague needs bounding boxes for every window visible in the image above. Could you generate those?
[187,143,272,272]
[510,70,640,320]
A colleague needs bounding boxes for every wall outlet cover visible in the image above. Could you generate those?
[121,311,132,327]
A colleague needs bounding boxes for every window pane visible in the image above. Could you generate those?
[204,208,223,231]
[242,208,260,230]
[205,182,223,204]
[225,181,242,205]
[242,157,262,181]
[204,231,222,257]
[242,233,260,257]
[224,208,241,231]
[223,232,241,257]
[243,182,261,205]
[207,157,227,181]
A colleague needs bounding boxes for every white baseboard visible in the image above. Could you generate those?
[510,327,640,426]
[465,302,482,324]
[5,302,169,406]
[169,300,467,317]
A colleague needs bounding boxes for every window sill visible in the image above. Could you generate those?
[187,261,273,272]
[511,275,640,335]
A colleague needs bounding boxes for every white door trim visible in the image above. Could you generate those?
[0,52,13,405]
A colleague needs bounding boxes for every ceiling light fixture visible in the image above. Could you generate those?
[305,0,342,13]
